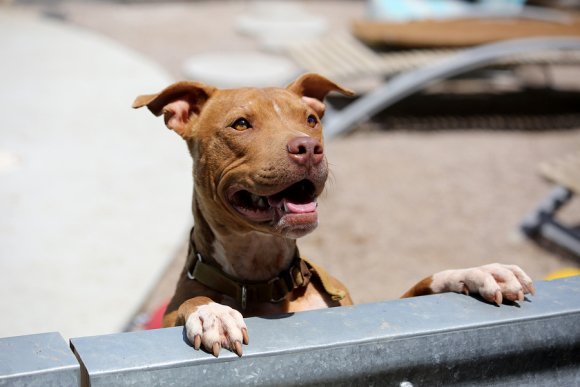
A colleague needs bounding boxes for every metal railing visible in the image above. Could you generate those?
[2,276,579,386]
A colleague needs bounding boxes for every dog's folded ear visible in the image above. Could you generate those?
[132,81,216,138]
[286,73,355,118]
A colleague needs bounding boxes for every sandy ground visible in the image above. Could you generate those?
[15,1,580,315]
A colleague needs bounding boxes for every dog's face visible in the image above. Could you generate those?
[133,74,353,239]
[194,87,329,239]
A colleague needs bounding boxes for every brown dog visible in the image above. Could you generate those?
[133,73,535,357]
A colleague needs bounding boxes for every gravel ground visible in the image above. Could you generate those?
[15,1,580,315]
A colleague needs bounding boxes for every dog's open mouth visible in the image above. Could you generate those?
[228,179,318,223]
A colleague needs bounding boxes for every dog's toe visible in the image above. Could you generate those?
[185,302,248,357]
[432,263,534,305]
[472,264,532,304]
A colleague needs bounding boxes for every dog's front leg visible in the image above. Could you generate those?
[177,297,249,357]
[403,263,536,304]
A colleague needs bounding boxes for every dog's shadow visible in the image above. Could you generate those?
[181,328,194,348]
[470,293,532,307]
[257,312,295,320]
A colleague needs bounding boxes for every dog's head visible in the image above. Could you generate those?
[133,73,353,239]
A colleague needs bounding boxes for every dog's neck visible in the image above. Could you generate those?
[191,197,298,282]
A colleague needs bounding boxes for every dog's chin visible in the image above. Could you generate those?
[227,179,321,238]
[274,212,319,239]
[238,211,319,239]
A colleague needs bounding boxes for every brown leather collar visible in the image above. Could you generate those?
[186,237,312,310]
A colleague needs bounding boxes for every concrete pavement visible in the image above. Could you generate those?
[0,10,191,339]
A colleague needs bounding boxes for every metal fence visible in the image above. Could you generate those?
[2,276,579,386]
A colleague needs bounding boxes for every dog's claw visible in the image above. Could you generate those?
[233,341,243,357]
[528,282,536,296]
[193,334,201,350]
[461,283,469,296]
[212,342,221,357]
[242,328,250,345]
[432,263,534,306]
[185,302,248,357]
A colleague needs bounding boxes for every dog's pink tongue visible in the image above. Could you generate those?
[284,200,317,214]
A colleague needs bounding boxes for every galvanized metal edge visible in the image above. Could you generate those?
[0,332,80,387]
[70,276,580,386]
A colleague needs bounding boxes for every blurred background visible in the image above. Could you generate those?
[1,0,579,339]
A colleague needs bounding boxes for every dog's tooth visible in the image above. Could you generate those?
[257,197,267,208]
[282,201,289,212]
[250,193,260,204]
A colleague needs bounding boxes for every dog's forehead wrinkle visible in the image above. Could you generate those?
[213,88,305,126]
[260,95,311,135]
[210,88,258,110]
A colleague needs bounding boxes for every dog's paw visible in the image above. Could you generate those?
[432,263,536,305]
[185,302,249,357]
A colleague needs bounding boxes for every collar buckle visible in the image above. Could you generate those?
[186,253,203,280]
[268,276,287,303]
[186,230,312,309]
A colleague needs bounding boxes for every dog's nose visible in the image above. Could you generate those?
[287,136,324,166]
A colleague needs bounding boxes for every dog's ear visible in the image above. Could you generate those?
[132,81,216,138]
[287,73,355,118]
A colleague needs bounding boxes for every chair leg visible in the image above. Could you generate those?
[521,187,580,257]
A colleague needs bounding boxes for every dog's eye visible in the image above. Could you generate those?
[231,118,251,131]
[307,114,318,128]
